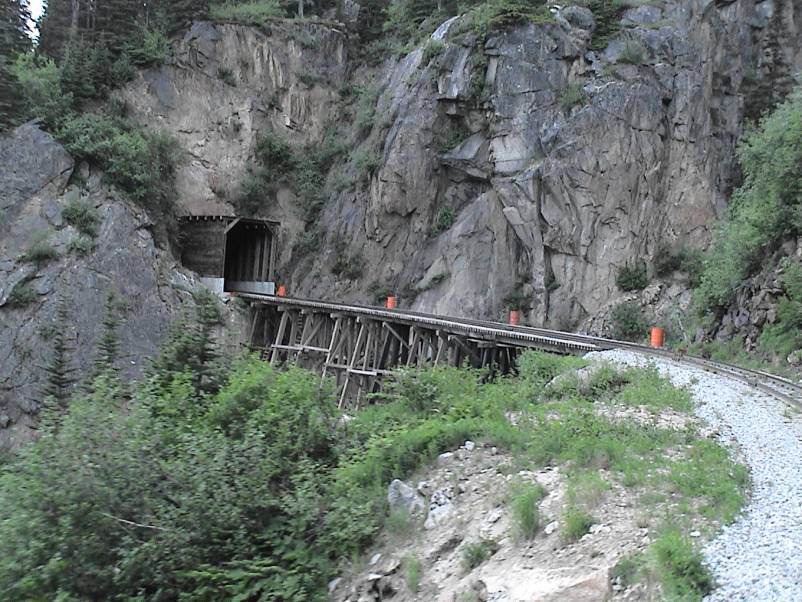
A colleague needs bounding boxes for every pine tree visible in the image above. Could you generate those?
[43,298,76,408]
[93,291,122,376]
[0,0,33,129]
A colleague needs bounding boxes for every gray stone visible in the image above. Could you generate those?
[387,479,425,515]
[424,487,456,529]
[464,440,476,451]
[560,5,595,31]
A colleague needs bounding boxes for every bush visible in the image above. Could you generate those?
[559,82,587,111]
[432,207,455,234]
[461,538,498,570]
[759,259,802,358]
[654,244,703,285]
[696,88,802,311]
[510,482,546,539]
[354,85,379,137]
[611,301,647,341]
[422,39,445,64]
[616,41,647,65]
[62,198,100,238]
[354,147,382,177]
[6,281,37,307]
[23,234,59,264]
[68,236,95,256]
[616,263,648,291]
[13,53,73,127]
[210,0,285,24]
[403,554,422,591]
[652,530,714,599]
[562,506,594,542]
[217,67,237,86]
[458,0,553,38]
[56,113,176,214]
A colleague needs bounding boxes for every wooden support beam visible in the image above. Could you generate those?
[270,311,290,366]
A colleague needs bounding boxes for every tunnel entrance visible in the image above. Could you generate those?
[179,216,279,295]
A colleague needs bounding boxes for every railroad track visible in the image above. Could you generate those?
[238,293,802,410]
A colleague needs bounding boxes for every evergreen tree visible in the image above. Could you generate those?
[43,298,76,408]
[93,291,122,377]
[0,0,33,129]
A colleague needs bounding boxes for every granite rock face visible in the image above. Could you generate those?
[119,2,802,328]
[0,124,202,449]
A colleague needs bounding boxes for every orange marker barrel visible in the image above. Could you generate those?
[277,285,287,297]
[650,327,665,348]
[509,310,520,326]
[386,295,397,309]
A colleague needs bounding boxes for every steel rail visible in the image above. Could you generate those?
[239,293,802,409]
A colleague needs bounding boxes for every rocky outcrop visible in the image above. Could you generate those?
[0,124,211,449]
[119,1,802,330]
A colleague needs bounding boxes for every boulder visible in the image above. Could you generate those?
[560,6,595,31]
[387,479,425,515]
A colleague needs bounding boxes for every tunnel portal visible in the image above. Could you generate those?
[179,216,279,295]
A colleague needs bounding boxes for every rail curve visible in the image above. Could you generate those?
[237,293,802,410]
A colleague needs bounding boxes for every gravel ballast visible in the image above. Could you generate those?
[587,349,802,602]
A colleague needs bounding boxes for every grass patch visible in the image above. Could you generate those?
[562,506,594,542]
[611,555,642,588]
[616,40,647,64]
[559,82,587,111]
[422,39,445,64]
[461,538,498,570]
[618,365,693,412]
[456,0,554,39]
[62,198,100,238]
[6,281,37,308]
[565,471,610,508]
[652,530,714,599]
[509,481,547,539]
[403,554,422,592]
[386,507,417,537]
[23,234,59,265]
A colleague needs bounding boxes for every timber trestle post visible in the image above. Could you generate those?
[240,296,600,407]
[244,303,518,406]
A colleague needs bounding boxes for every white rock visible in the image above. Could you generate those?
[464,440,476,451]
[327,577,342,593]
[437,452,454,464]
[369,553,382,566]
[545,521,558,535]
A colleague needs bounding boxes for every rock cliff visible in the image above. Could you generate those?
[119,0,802,328]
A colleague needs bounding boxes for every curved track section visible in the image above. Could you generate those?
[238,293,802,410]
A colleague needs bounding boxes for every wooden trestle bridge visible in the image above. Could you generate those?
[239,294,606,405]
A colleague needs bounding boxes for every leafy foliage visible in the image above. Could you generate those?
[456,0,553,38]
[759,258,802,358]
[62,198,101,238]
[652,530,715,599]
[611,301,647,341]
[6,280,37,307]
[559,82,587,111]
[696,88,802,310]
[616,262,648,291]
[562,506,594,542]
[509,481,546,539]
[461,538,498,569]
[23,232,59,264]
[0,0,32,129]
[654,244,703,284]
[210,0,286,23]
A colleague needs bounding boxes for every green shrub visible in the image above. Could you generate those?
[354,86,379,137]
[332,252,365,280]
[654,244,703,284]
[432,207,455,234]
[403,554,422,591]
[611,555,641,588]
[68,236,95,256]
[517,350,587,387]
[566,471,609,508]
[56,113,176,215]
[23,234,59,265]
[354,147,381,176]
[562,506,594,542]
[559,82,587,111]
[6,281,37,308]
[758,258,802,358]
[387,508,416,537]
[422,39,445,64]
[611,301,647,341]
[458,0,554,38]
[652,530,714,599]
[62,198,100,238]
[616,41,647,65]
[461,539,498,570]
[695,88,802,311]
[210,0,285,24]
[13,53,73,127]
[510,482,546,539]
[585,0,625,51]
[618,365,693,412]
[616,263,648,291]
